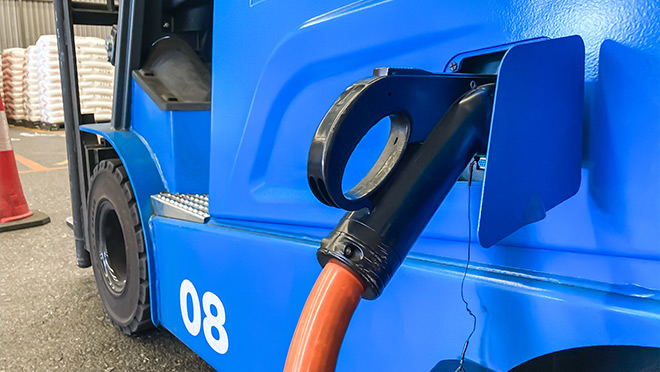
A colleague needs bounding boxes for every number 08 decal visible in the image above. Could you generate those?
[180,279,229,354]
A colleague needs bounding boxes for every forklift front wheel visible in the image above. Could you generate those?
[87,159,153,335]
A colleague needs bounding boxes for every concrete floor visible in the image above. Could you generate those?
[1,126,214,371]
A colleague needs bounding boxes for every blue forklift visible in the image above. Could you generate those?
[54,0,660,370]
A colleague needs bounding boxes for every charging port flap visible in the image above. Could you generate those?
[474,36,585,247]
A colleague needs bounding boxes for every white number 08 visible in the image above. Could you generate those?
[180,279,229,354]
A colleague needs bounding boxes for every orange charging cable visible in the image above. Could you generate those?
[284,259,365,372]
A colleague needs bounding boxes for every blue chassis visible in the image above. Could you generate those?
[81,0,660,370]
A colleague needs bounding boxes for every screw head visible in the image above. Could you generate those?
[343,245,354,258]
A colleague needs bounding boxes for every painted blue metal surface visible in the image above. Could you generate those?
[80,123,166,325]
[201,0,658,368]
[478,36,584,247]
[130,81,211,195]
[99,0,660,369]
[205,0,660,285]
[150,216,660,371]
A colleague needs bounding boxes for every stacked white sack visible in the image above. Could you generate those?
[77,37,114,122]
[36,35,68,124]
[2,48,27,120]
[23,46,41,122]
[36,35,115,124]
[0,67,3,101]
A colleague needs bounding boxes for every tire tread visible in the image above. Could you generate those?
[89,159,152,336]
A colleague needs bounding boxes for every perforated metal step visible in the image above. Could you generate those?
[151,192,209,223]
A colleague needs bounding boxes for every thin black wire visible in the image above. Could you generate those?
[456,159,478,372]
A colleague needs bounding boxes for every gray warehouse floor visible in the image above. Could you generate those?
[0,126,214,372]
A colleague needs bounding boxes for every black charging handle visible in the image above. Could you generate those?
[308,68,496,299]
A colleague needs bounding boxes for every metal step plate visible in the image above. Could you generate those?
[151,193,210,223]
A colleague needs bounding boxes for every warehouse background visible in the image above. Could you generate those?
[0,0,111,51]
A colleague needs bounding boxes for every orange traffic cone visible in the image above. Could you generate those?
[0,96,50,232]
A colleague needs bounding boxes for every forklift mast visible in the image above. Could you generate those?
[54,0,118,267]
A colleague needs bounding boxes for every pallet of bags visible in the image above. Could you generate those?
[76,36,114,122]
[23,46,41,124]
[35,35,114,126]
[2,48,27,122]
[36,36,66,125]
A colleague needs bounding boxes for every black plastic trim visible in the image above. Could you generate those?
[132,36,211,111]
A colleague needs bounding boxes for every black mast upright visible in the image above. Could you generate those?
[54,0,118,267]
[54,0,88,267]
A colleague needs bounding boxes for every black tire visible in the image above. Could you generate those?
[87,159,152,335]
